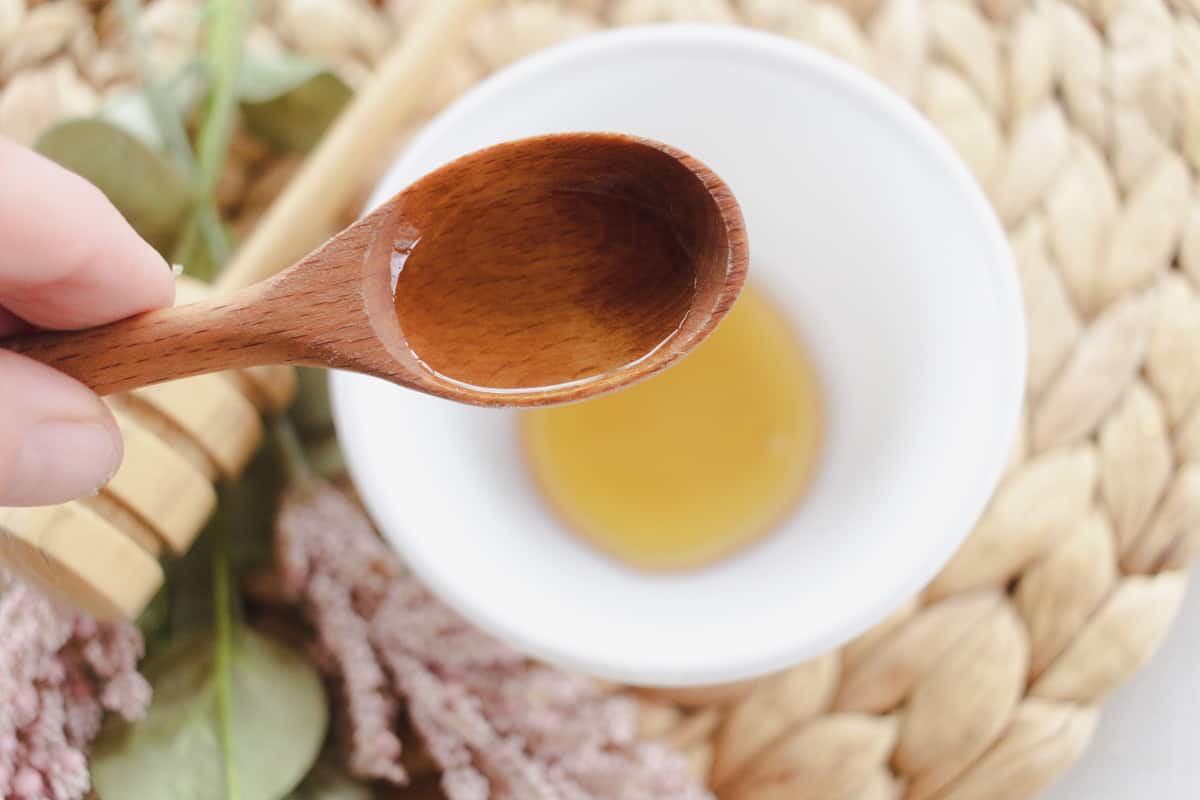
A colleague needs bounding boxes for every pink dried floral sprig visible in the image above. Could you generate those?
[0,571,150,800]
[277,482,711,800]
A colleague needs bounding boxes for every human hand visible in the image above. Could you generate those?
[0,137,175,506]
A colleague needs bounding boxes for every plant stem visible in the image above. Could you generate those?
[273,415,317,490]
[184,0,253,278]
[116,0,196,177]
[119,0,241,279]
[212,502,241,800]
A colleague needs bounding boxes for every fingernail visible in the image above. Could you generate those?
[6,420,122,506]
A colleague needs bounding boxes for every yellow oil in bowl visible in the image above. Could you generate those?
[521,285,823,570]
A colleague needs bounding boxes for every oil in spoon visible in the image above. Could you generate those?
[390,137,704,392]
[522,284,823,570]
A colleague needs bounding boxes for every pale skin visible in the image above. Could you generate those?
[0,137,175,506]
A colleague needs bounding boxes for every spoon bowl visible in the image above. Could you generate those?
[361,133,748,404]
[5,133,747,407]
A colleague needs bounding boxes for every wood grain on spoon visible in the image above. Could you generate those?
[4,133,748,407]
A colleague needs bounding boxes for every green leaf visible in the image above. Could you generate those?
[92,625,328,800]
[98,66,210,154]
[287,757,373,800]
[34,119,191,255]
[239,53,351,152]
[97,92,167,150]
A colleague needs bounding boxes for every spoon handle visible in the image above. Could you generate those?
[2,286,292,395]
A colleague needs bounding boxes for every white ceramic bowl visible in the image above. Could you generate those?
[332,25,1025,686]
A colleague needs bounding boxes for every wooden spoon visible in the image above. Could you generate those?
[4,133,748,407]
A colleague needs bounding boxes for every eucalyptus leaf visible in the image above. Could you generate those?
[98,92,166,150]
[91,625,328,800]
[99,65,209,152]
[239,53,351,151]
[35,119,191,256]
[164,59,214,131]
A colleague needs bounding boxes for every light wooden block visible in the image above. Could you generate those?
[105,412,217,555]
[133,374,264,478]
[0,504,163,620]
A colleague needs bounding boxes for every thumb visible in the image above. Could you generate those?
[0,350,122,506]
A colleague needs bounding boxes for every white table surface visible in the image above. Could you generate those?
[1042,573,1199,799]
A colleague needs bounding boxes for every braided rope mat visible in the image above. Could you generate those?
[3,0,1199,798]
[456,2,1200,798]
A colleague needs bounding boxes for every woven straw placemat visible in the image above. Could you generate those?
[450,4,1200,797]
[3,0,1200,798]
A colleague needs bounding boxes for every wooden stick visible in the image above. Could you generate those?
[215,0,491,292]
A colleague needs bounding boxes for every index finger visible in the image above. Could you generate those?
[0,136,175,331]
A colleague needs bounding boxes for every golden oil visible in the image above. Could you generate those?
[521,284,822,570]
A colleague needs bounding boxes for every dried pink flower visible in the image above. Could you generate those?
[278,485,407,785]
[0,571,150,800]
[277,483,711,800]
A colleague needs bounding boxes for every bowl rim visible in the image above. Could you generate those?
[333,23,1026,686]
